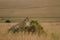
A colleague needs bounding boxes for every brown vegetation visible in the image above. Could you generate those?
[0,22,60,40]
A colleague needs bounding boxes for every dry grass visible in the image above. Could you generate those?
[0,0,60,17]
[0,23,60,40]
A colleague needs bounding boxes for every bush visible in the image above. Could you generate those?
[5,20,11,23]
[8,19,45,35]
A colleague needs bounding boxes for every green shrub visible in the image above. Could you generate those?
[8,19,46,35]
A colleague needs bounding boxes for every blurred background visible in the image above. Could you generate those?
[0,0,60,22]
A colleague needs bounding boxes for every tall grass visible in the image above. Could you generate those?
[0,23,60,40]
[51,33,59,40]
[8,20,47,36]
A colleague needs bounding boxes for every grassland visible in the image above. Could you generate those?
[0,17,60,23]
[0,0,60,17]
[0,0,60,40]
[0,22,60,40]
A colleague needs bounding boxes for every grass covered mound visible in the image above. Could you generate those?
[8,19,46,35]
